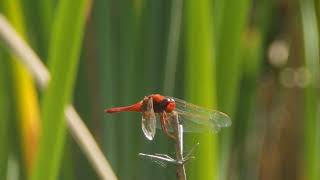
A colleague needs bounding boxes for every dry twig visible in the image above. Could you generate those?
[171,112,187,180]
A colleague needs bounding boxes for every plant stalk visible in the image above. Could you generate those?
[171,112,186,180]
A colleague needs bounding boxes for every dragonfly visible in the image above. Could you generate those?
[104,94,231,140]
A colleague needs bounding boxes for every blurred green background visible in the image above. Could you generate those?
[0,0,320,179]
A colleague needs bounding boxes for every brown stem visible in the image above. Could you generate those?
[171,112,187,180]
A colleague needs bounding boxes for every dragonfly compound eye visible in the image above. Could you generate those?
[165,101,176,113]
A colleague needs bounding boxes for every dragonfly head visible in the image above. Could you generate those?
[163,98,176,113]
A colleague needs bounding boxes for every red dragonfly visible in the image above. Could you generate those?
[105,94,231,140]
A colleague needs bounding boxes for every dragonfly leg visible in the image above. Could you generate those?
[160,112,176,140]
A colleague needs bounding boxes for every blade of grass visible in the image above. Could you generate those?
[30,0,87,179]
[21,0,54,59]
[59,137,75,180]
[215,0,250,117]
[2,0,41,175]
[92,0,119,171]
[72,35,97,179]
[236,1,274,178]
[300,0,320,179]
[234,30,262,179]
[185,0,218,179]
[116,1,137,178]
[0,14,117,180]
[214,0,250,179]
[0,52,10,178]
[163,0,183,95]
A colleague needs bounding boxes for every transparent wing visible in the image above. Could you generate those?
[167,97,232,133]
[142,97,156,140]
[139,153,169,168]
[156,113,218,132]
